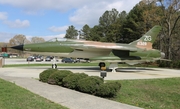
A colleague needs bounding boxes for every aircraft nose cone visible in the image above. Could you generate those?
[11,45,24,51]
[161,52,165,59]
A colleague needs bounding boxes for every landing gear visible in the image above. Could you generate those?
[99,62,119,72]
[109,63,118,72]
[52,57,57,69]
[52,64,57,69]
[99,62,106,70]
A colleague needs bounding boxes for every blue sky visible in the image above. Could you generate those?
[0,0,141,42]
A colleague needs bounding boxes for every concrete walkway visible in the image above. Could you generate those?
[0,72,141,109]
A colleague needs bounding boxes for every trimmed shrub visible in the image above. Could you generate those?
[48,70,73,85]
[172,61,180,68]
[77,76,103,94]
[96,82,121,98]
[159,60,180,69]
[39,69,57,83]
[178,61,180,68]
[158,61,165,67]
[62,73,88,90]
[159,61,172,68]
[172,61,178,68]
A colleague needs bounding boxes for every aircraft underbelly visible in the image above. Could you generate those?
[24,51,69,57]
[24,50,110,58]
[68,50,110,58]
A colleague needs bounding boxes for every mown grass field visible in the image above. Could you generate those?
[111,77,180,109]
[0,78,68,109]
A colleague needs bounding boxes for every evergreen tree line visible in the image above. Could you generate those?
[64,0,180,60]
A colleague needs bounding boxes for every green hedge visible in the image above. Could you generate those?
[96,82,121,97]
[39,69,57,82]
[62,73,88,90]
[39,69,122,98]
[77,76,103,94]
[158,60,180,68]
[48,70,73,85]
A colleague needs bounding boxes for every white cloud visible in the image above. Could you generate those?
[31,34,65,41]
[0,0,141,27]
[69,0,141,27]
[0,0,141,13]
[3,19,30,28]
[49,26,68,32]
[0,0,89,13]
[0,12,8,20]
[43,34,65,41]
[0,0,141,42]
[0,11,30,28]
[69,5,102,27]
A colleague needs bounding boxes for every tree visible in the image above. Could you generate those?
[31,37,45,43]
[113,11,127,42]
[88,26,101,41]
[141,0,162,30]
[132,1,163,49]
[64,25,78,39]
[9,34,30,57]
[81,24,91,40]
[120,2,146,43]
[157,0,180,60]
[99,8,120,42]
[9,34,30,46]
[118,11,127,24]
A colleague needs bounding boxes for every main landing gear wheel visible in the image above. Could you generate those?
[109,63,118,72]
[52,64,57,69]
[52,57,57,69]
[99,62,106,70]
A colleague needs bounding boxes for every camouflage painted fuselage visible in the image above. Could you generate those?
[12,25,164,65]
[23,38,161,63]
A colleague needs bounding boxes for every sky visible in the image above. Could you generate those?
[0,0,141,42]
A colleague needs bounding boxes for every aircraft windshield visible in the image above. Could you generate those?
[47,38,67,42]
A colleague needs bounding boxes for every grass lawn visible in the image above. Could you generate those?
[0,78,68,109]
[111,77,180,109]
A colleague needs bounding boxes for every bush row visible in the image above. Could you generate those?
[157,60,180,68]
[39,69,121,97]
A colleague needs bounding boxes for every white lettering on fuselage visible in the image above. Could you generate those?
[25,48,31,51]
[137,42,147,46]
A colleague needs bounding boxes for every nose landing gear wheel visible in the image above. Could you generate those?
[99,62,106,70]
[52,64,57,69]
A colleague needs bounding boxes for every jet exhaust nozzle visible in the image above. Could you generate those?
[11,45,24,51]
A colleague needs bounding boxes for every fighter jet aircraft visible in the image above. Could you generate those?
[10,25,165,72]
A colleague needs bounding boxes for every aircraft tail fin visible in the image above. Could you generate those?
[129,25,162,49]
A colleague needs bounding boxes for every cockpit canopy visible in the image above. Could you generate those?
[47,38,67,42]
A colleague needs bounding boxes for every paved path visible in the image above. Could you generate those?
[0,75,141,109]
[1,66,180,80]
